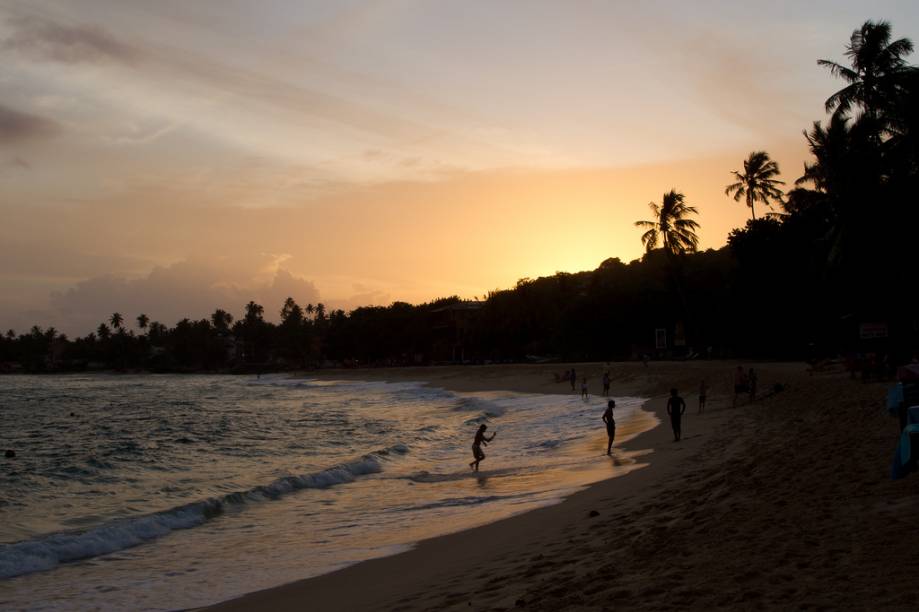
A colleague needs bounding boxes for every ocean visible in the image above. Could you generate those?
[0,374,654,610]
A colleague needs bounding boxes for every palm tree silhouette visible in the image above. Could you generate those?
[634,190,700,255]
[244,301,264,323]
[724,151,785,221]
[97,323,111,339]
[109,313,124,330]
[819,20,915,123]
[211,309,233,331]
[137,313,149,333]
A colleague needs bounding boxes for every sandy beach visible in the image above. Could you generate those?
[207,361,919,611]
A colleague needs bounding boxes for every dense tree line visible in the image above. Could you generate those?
[2,21,917,372]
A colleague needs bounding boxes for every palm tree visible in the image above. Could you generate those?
[211,309,233,331]
[244,301,264,323]
[724,151,785,221]
[634,190,700,255]
[281,297,303,324]
[137,313,149,333]
[109,312,124,330]
[148,321,168,344]
[818,20,915,123]
[97,323,111,340]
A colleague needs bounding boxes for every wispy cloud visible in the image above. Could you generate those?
[1,13,140,64]
[0,103,60,143]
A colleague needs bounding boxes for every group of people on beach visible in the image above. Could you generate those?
[557,369,613,400]
[471,386,690,470]
[471,366,760,470]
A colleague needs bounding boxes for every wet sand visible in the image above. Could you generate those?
[206,361,919,610]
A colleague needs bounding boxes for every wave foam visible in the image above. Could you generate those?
[0,445,407,580]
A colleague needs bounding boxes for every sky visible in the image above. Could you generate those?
[1,0,917,335]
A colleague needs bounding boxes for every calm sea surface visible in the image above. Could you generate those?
[0,374,654,610]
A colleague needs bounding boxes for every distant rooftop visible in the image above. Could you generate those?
[431,300,485,313]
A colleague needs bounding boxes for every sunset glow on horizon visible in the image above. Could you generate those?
[2,0,917,334]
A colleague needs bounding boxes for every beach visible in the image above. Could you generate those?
[207,361,919,611]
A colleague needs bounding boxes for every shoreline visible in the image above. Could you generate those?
[205,362,740,611]
[206,360,919,610]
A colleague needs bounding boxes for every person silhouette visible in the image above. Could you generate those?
[602,370,611,396]
[570,368,577,392]
[469,424,496,472]
[666,388,686,441]
[602,399,616,455]
[581,376,589,400]
[698,380,708,414]
[733,366,748,408]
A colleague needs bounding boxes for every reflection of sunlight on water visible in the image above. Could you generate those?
[1,376,656,611]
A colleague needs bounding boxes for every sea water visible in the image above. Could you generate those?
[0,374,655,611]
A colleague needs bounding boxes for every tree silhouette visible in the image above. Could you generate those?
[725,151,785,221]
[97,323,111,339]
[211,309,233,331]
[109,313,124,330]
[244,301,264,324]
[634,190,700,255]
[148,321,168,344]
[137,313,149,333]
[819,20,915,124]
[280,297,304,324]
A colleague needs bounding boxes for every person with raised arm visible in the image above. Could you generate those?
[469,423,497,472]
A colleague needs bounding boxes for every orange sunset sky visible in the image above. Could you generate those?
[1,1,917,334]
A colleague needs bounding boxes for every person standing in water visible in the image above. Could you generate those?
[602,371,611,396]
[570,367,577,392]
[602,399,616,455]
[469,424,496,472]
[698,380,708,414]
[666,388,686,441]
[581,376,589,400]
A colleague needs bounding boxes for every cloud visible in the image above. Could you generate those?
[1,14,140,64]
[1,156,30,171]
[0,104,61,143]
[45,256,321,336]
[329,284,392,313]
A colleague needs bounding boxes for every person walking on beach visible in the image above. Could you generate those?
[602,370,611,396]
[667,388,686,442]
[570,368,577,392]
[469,424,496,472]
[602,399,616,455]
[698,380,708,414]
[581,376,589,400]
